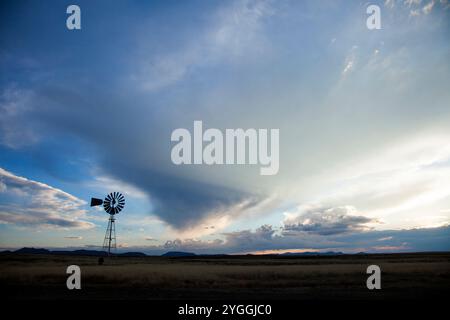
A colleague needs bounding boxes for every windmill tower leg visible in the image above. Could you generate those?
[103,215,116,256]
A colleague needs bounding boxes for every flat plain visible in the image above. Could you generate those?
[1,252,449,300]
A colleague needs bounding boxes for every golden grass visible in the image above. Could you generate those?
[1,253,449,289]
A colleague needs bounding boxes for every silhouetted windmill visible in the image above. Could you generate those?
[90,192,125,255]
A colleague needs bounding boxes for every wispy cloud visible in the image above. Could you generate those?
[422,0,435,14]
[135,0,274,91]
[0,168,93,229]
[404,0,422,7]
[341,46,358,78]
[0,87,37,148]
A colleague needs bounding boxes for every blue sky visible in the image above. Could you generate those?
[0,0,449,254]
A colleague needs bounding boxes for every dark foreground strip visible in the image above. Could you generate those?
[6,299,445,319]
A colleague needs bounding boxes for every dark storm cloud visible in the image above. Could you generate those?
[100,162,254,227]
[334,226,450,252]
[0,84,257,229]
[0,0,281,231]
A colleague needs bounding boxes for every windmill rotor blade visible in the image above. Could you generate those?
[99,192,125,215]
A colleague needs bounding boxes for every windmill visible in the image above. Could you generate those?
[90,192,125,255]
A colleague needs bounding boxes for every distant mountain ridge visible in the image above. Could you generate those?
[2,247,353,257]
[6,247,145,257]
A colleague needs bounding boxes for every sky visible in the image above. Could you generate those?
[0,0,449,254]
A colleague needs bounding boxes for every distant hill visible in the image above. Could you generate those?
[161,251,196,257]
[14,247,51,255]
[2,248,351,257]
[8,247,139,257]
[52,249,108,256]
[5,247,195,257]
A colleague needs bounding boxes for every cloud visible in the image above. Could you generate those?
[0,86,38,148]
[385,0,396,9]
[308,133,450,230]
[136,0,274,91]
[123,225,450,255]
[0,168,94,229]
[404,0,422,7]
[0,84,275,231]
[90,175,148,199]
[422,0,435,13]
[0,0,449,241]
[283,205,377,236]
[341,46,358,77]
[372,243,409,251]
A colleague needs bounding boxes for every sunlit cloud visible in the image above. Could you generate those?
[0,168,94,230]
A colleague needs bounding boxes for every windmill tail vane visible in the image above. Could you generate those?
[90,192,125,256]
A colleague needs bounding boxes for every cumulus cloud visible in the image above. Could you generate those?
[128,225,450,255]
[283,205,376,236]
[159,224,338,254]
[0,168,93,229]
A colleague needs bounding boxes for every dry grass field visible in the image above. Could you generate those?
[1,252,449,300]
